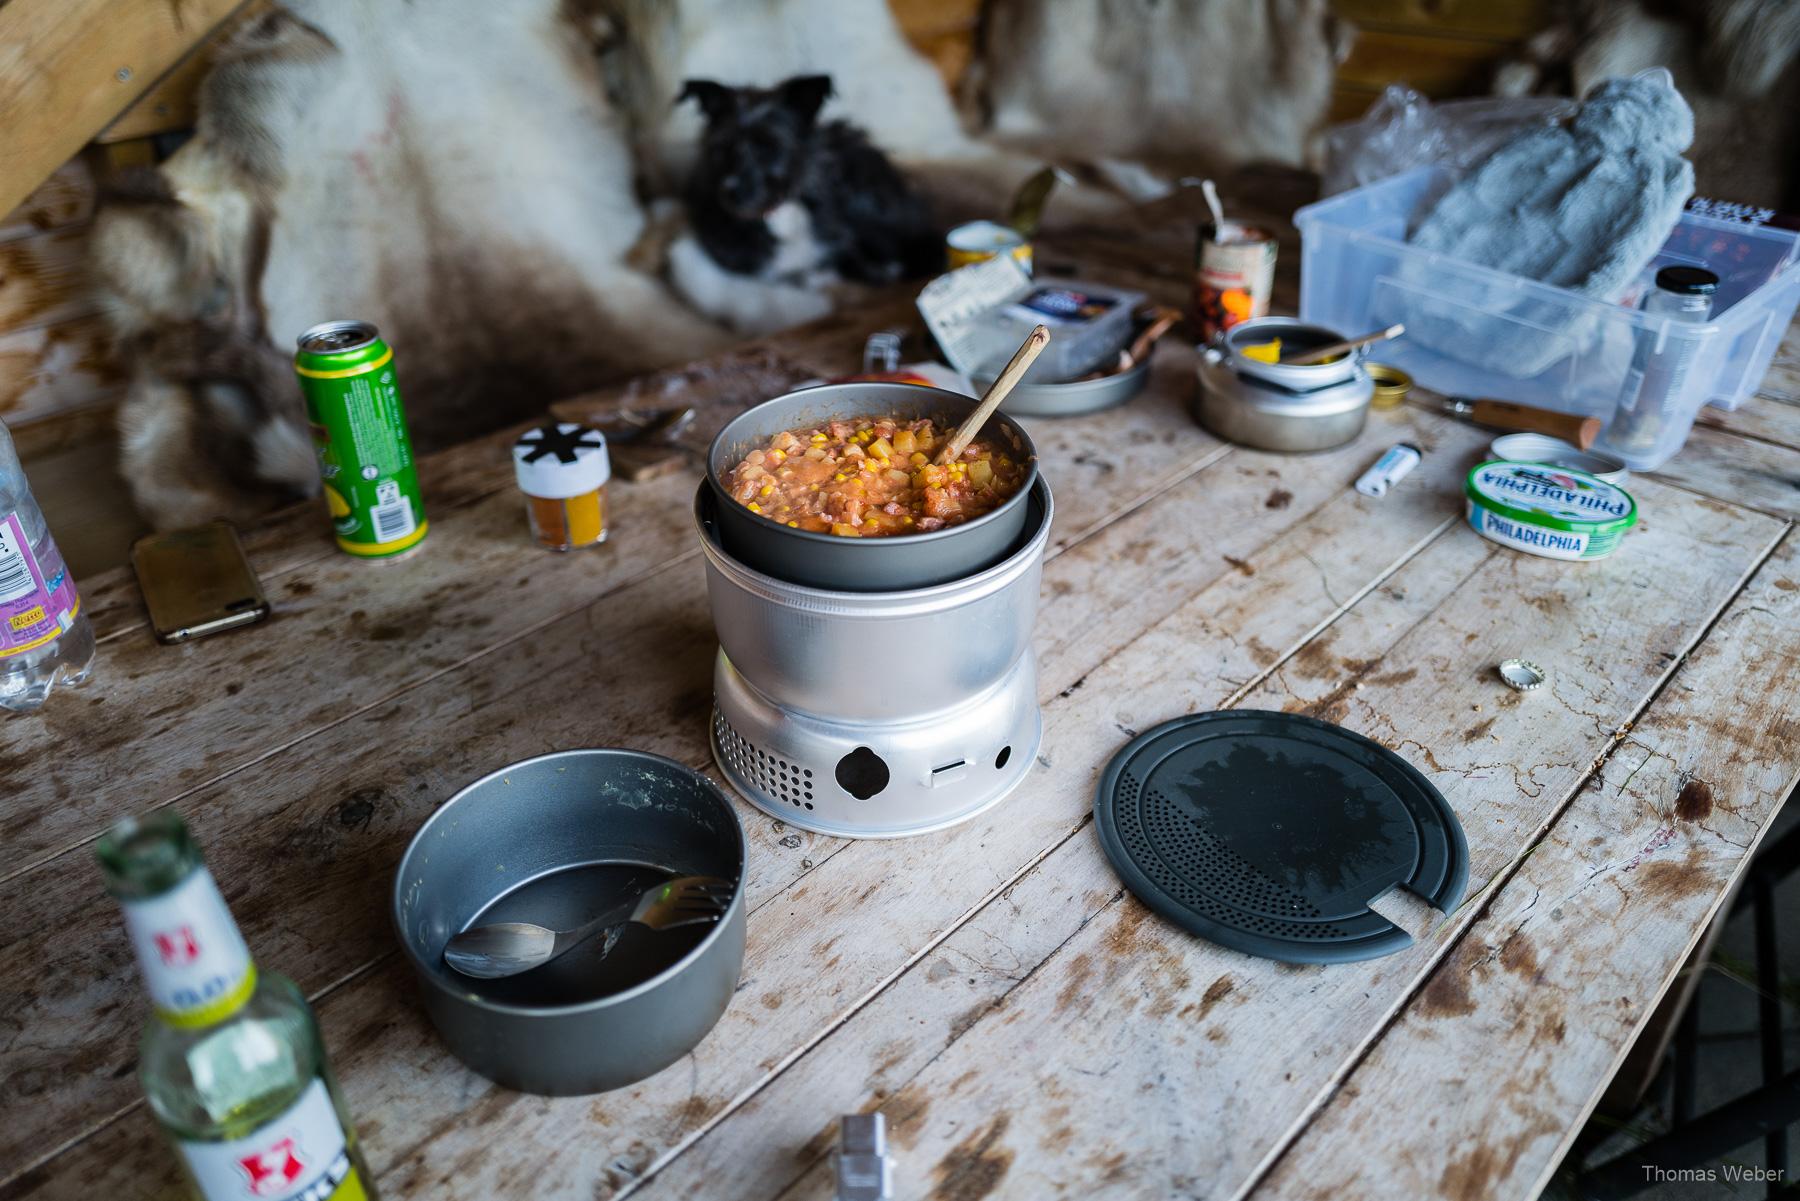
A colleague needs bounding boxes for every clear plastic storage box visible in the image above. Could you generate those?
[1295,167,1800,469]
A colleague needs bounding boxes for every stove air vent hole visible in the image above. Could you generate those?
[836,746,889,800]
[712,707,814,809]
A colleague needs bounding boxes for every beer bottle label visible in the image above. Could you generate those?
[177,1078,368,1200]
[121,867,257,1026]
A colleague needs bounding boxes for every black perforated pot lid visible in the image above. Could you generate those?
[1094,711,1469,965]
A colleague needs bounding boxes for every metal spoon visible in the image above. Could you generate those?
[442,875,735,980]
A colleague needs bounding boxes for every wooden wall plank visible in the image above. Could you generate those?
[1251,528,1800,1200]
[1337,28,1513,97]
[0,226,102,333]
[0,0,249,218]
[0,315,124,424]
[0,161,96,243]
[888,0,981,88]
[93,43,214,143]
[95,0,271,143]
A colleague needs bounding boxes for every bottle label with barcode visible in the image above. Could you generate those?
[0,512,79,660]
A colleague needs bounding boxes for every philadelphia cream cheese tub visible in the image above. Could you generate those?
[1465,461,1638,561]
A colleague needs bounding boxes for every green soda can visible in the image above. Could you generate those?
[294,320,428,558]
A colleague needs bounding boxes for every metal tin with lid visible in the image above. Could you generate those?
[1465,461,1637,561]
[1489,433,1629,485]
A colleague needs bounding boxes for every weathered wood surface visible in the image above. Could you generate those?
[2,397,1488,1197]
[0,332,1244,1180]
[1252,530,1800,1199]
[633,482,1782,1201]
[4,260,1799,1199]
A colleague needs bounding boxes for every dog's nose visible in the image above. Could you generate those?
[723,175,753,205]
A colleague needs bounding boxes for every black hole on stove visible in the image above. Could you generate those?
[835,746,888,800]
[994,745,1012,770]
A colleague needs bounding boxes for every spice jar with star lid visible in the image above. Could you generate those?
[513,423,610,551]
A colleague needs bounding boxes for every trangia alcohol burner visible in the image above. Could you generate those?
[98,814,377,1201]
[295,321,428,558]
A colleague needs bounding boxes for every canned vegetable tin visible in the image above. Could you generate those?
[1465,461,1637,561]
[295,320,428,558]
[946,220,1033,274]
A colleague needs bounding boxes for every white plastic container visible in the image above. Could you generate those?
[1296,168,1800,469]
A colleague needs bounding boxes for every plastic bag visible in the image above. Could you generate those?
[1319,85,1577,198]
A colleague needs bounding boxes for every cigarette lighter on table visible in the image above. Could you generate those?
[835,1114,894,1201]
[1356,443,1422,498]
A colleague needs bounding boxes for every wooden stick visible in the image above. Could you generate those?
[937,324,1050,464]
[1124,306,1182,367]
[1284,323,1405,366]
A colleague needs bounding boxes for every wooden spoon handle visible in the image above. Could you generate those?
[1124,306,1182,367]
[1284,323,1405,366]
[937,324,1050,464]
[1466,400,1602,449]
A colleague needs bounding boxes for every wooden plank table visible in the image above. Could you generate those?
[3,224,1798,1199]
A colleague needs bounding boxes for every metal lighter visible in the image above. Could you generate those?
[835,1114,894,1201]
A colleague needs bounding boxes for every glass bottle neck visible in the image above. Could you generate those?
[99,815,257,1027]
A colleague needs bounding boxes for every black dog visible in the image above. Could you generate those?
[677,74,939,285]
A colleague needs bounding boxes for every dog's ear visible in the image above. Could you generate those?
[677,79,736,122]
[777,74,833,124]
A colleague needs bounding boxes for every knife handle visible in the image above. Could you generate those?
[1466,400,1601,450]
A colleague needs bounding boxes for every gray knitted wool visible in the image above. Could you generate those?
[1390,70,1696,378]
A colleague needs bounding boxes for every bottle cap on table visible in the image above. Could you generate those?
[514,423,610,499]
[1497,658,1546,692]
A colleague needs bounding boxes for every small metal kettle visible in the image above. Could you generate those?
[1196,317,1375,452]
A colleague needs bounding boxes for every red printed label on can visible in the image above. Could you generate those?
[1194,224,1277,343]
[0,512,79,659]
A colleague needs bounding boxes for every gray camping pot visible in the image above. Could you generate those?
[392,749,746,1096]
[706,382,1040,591]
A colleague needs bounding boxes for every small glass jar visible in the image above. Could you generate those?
[513,423,610,551]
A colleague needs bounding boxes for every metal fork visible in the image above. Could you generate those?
[442,875,735,979]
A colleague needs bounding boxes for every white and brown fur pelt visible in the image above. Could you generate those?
[93,0,729,529]
[1495,0,1800,209]
[966,0,1353,180]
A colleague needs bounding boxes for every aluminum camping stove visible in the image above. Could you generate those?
[696,480,1052,838]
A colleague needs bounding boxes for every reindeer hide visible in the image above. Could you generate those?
[93,0,729,529]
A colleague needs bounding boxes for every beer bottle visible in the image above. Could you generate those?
[98,812,377,1200]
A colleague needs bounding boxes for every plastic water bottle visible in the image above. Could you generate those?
[0,418,95,711]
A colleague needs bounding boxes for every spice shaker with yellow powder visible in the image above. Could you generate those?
[513,423,609,551]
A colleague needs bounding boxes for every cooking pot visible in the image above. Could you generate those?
[1196,317,1374,452]
[392,749,746,1095]
[707,382,1039,591]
